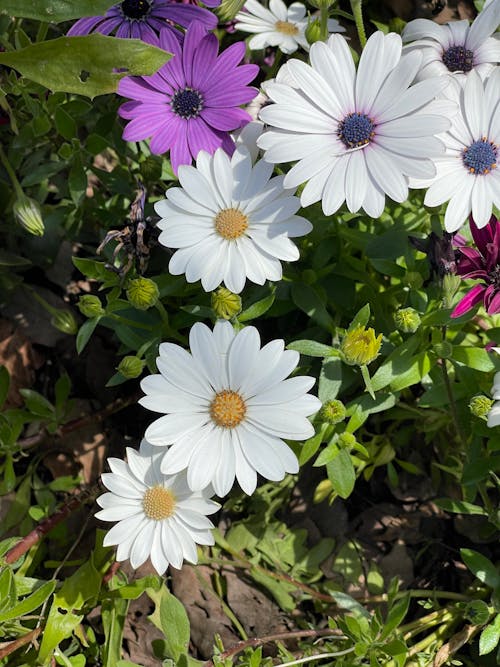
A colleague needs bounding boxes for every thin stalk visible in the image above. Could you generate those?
[36,21,48,43]
[440,325,466,446]
[349,0,367,47]
[0,143,23,197]
[268,49,283,79]
[319,5,329,41]
[277,647,355,667]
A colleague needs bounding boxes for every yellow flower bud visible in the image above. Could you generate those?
[13,193,44,236]
[469,395,493,419]
[211,287,242,320]
[117,355,146,379]
[78,295,105,318]
[341,326,382,366]
[394,307,421,334]
[126,277,159,311]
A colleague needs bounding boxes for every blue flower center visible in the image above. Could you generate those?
[338,113,374,149]
[442,45,474,73]
[463,138,498,175]
[171,88,204,119]
[121,0,151,19]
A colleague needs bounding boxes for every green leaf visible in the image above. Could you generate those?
[326,449,355,499]
[69,154,87,206]
[102,597,129,667]
[106,575,161,600]
[461,549,500,589]
[19,389,55,419]
[148,586,191,661]
[0,580,56,622]
[318,356,342,402]
[0,567,16,613]
[479,614,500,656]
[238,292,275,322]
[370,335,420,391]
[0,35,171,99]
[348,303,370,332]
[54,105,77,140]
[287,340,335,357]
[76,316,101,354]
[380,595,410,640]
[452,346,497,372]
[299,427,325,465]
[291,282,335,332]
[328,591,371,619]
[433,498,488,516]
[0,366,9,409]
[0,0,117,22]
[390,351,432,391]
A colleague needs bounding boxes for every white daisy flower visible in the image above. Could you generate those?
[154,145,312,294]
[235,0,344,54]
[415,69,500,232]
[402,0,500,82]
[258,31,452,218]
[139,320,321,496]
[487,371,500,426]
[96,440,218,574]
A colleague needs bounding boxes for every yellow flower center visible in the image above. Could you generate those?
[142,486,176,520]
[214,208,248,240]
[275,20,299,35]
[210,390,246,428]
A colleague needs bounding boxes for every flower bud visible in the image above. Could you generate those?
[51,310,78,335]
[217,0,246,21]
[78,295,105,318]
[338,432,356,448]
[308,0,335,8]
[469,395,493,419]
[211,287,242,320]
[126,277,159,311]
[319,399,346,424]
[117,355,146,379]
[433,341,453,359]
[341,326,382,366]
[394,307,421,334]
[13,193,44,236]
[305,18,322,45]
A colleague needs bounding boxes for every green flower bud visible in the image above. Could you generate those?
[305,18,322,45]
[319,399,346,424]
[51,310,78,335]
[341,326,382,367]
[394,307,421,334]
[338,432,356,448]
[217,0,246,21]
[211,287,242,320]
[469,395,493,419]
[308,0,335,8]
[117,355,146,379]
[126,277,159,311]
[13,193,44,236]
[78,295,105,318]
[434,341,453,359]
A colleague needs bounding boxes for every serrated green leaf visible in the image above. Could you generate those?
[0,35,171,99]
[479,614,500,655]
[0,0,116,22]
[461,549,500,589]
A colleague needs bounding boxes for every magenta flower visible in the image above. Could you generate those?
[117,22,259,174]
[67,0,217,44]
[451,215,500,318]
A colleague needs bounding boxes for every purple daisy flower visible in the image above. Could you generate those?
[451,215,500,318]
[117,22,259,174]
[67,0,218,45]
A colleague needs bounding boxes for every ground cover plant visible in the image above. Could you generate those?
[0,0,499,665]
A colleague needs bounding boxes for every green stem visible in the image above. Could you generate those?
[277,648,355,667]
[268,49,283,79]
[36,21,48,43]
[440,326,466,446]
[0,144,23,197]
[349,0,367,47]
[319,4,329,41]
[154,300,185,343]
[108,313,153,331]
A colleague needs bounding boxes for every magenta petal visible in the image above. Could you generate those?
[118,77,166,103]
[191,34,219,89]
[450,284,486,318]
[182,22,209,88]
[470,215,494,256]
[486,289,500,314]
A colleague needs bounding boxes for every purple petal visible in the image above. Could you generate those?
[156,4,218,29]
[487,289,500,314]
[118,100,143,118]
[139,22,161,44]
[116,20,132,38]
[186,116,222,158]
[450,284,486,318]
[202,42,246,88]
[169,123,192,174]
[182,22,209,88]
[201,107,251,131]
[118,77,166,103]
[67,16,106,36]
[95,17,123,35]
[123,113,168,141]
[191,33,219,89]
[205,85,258,107]
[150,117,179,154]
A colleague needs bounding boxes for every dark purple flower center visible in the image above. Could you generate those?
[338,113,374,149]
[171,88,204,119]
[442,45,474,73]
[489,264,500,288]
[121,0,151,19]
[463,138,498,175]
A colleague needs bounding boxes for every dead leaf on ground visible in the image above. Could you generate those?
[0,318,43,407]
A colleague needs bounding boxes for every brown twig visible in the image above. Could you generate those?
[202,628,346,667]
[4,483,101,564]
[18,392,142,449]
[0,627,42,660]
[103,560,121,585]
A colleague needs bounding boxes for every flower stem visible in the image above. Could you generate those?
[440,326,466,446]
[349,0,367,47]
[0,144,23,197]
[319,4,329,41]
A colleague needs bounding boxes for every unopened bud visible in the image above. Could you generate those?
[434,341,453,359]
[308,0,335,8]
[394,307,421,334]
[469,395,493,419]
[13,194,44,236]
[117,355,145,379]
[211,287,242,320]
[78,295,105,318]
[126,277,159,310]
[338,432,356,448]
[305,18,322,45]
[218,0,246,21]
[319,399,346,424]
[51,310,78,335]
[341,326,382,366]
